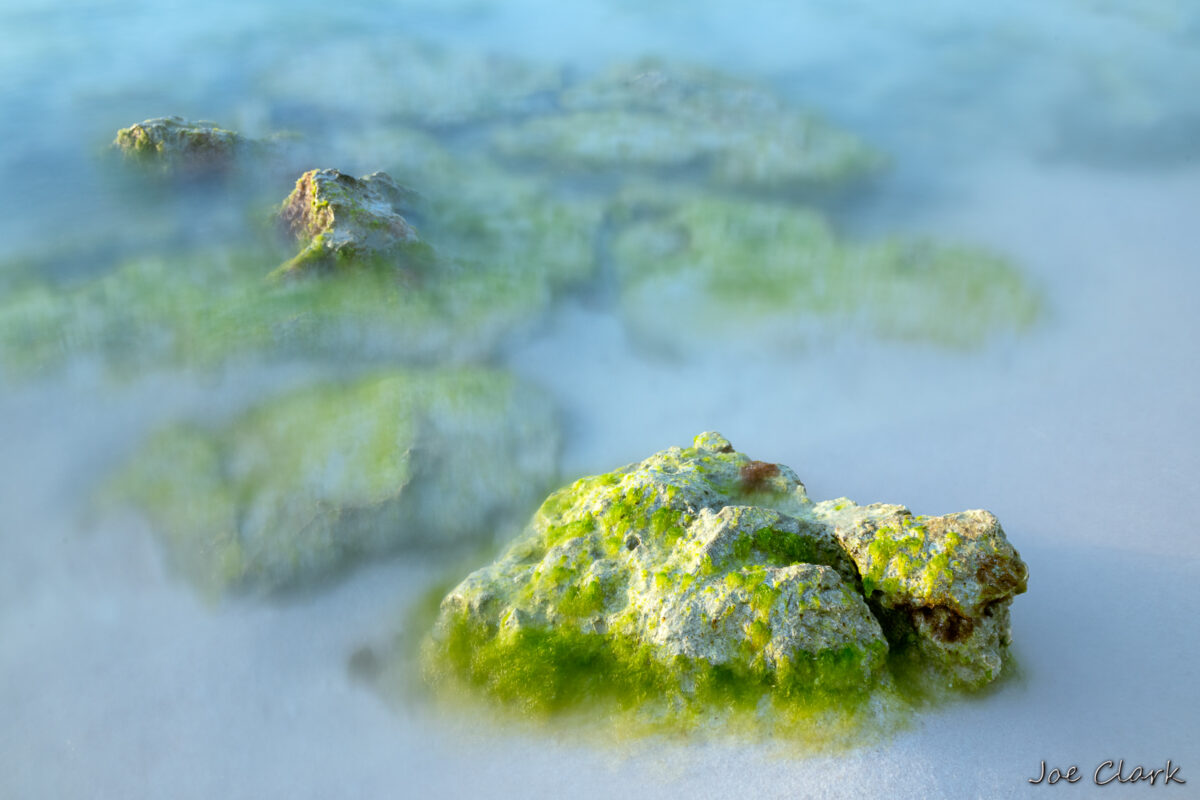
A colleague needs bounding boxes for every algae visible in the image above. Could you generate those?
[107,368,560,596]
[609,193,1043,351]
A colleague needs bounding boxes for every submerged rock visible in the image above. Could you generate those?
[491,58,884,192]
[609,191,1042,351]
[0,242,549,376]
[112,116,249,175]
[108,369,559,596]
[425,432,1026,721]
[275,169,430,276]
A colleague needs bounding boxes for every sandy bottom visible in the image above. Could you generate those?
[2,157,1198,798]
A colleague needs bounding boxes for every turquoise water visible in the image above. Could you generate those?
[2,2,1198,797]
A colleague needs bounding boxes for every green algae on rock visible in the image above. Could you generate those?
[113,116,250,175]
[491,58,885,192]
[108,369,559,596]
[0,246,543,376]
[423,432,1027,730]
[609,192,1043,351]
[274,169,432,276]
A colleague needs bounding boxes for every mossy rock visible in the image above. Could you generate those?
[113,117,251,176]
[106,368,560,596]
[491,58,885,192]
[609,192,1043,351]
[422,432,1027,733]
[274,169,432,276]
[323,126,604,292]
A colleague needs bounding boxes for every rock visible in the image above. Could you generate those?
[609,191,1043,352]
[112,116,248,175]
[106,369,560,596]
[424,432,1026,720]
[812,503,1027,688]
[490,58,885,192]
[274,169,431,276]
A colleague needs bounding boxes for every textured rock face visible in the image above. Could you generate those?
[109,369,559,596]
[276,169,429,275]
[427,432,1027,716]
[113,116,246,174]
[813,503,1027,687]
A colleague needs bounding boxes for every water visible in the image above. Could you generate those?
[2,2,1198,797]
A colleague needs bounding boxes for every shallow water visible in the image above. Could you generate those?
[2,2,1198,798]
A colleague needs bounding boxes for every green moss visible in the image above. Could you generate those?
[0,238,549,376]
[747,618,772,650]
[611,194,1043,351]
[424,609,887,728]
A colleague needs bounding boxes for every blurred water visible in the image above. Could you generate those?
[1,1,1198,798]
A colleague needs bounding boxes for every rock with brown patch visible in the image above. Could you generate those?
[274,169,430,276]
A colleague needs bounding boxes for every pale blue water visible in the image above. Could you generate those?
[1,2,1198,798]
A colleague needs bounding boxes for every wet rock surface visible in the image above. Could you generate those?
[275,169,430,276]
[426,432,1027,719]
[113,116,251,175]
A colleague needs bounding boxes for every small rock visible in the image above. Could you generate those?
[275,169,430,276]
[112,116,247,175]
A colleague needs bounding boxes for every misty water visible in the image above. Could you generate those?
[2,1,1198,798]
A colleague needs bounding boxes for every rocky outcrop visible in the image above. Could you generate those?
[113,116,249,175]
[274,169,431,276]
[426,432,1026,716]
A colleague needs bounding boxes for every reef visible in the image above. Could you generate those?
[424,432,1027,723]
[107,369,559,596]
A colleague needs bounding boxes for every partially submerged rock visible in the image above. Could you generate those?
[609,192,1042,351]
[491,58,884,192]
[113,116,248,175]
[275,169,430,276]
[424,432,1026,724]
[107,369,559,596]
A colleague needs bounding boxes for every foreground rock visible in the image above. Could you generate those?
[107,369,559,596]
[275,169,431,276]
[425,432,1026,721]
[113,116,251,175]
